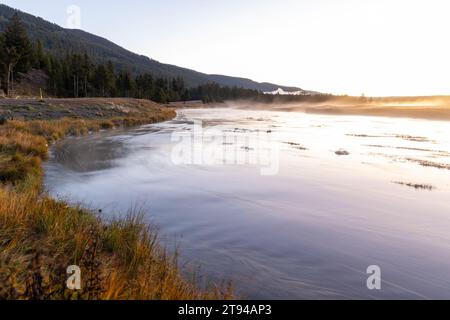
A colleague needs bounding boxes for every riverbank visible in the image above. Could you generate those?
[0,97,176,121]
[0,98,232,300]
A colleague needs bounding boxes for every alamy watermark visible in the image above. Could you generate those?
[66,265,82,290]
[366,265,381,290]
[66,5,82,29]
[171,120,280,175]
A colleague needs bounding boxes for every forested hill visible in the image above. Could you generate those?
[0,4,302,92]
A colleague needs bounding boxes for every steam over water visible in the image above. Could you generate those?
[45,108,450,299]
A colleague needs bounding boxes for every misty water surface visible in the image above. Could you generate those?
[45,108,450,299]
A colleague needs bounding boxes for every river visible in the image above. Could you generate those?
[44,107,450,299]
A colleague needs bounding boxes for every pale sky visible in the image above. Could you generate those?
[3,0,450,96]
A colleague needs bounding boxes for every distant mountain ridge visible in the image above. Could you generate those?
[0,4,307,92]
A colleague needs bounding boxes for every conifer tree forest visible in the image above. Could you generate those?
[0,13,264,103]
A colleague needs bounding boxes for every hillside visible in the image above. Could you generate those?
[0,4,304,92]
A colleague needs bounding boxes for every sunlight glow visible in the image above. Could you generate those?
[3,0,450,96]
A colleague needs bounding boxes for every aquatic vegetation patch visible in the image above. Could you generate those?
[283,142,308,151]
[404,158,450,170]
[363,145,450,156]
[393,181,435,190]
[347,133,435,143]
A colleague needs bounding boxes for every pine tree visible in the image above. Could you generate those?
[33,39,46,69]
[0,13,33,96]
[81,52,91,97]
[0,34,6,96]
[93,64,107,96]
[117,70,134,97]
[105,61,116,96]
[154,87,168,103]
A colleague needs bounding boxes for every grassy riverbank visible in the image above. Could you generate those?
[0,98,233,300]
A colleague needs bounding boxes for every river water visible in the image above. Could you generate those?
[44,108,450,299]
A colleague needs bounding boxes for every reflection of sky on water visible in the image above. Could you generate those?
[45,108,450,299]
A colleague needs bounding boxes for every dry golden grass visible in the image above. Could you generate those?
[0,189,233,300]
[0,108,233,300]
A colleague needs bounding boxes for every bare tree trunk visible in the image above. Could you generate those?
[84,75,88,97]
[6,64,11,97]
[11,71,14,97]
